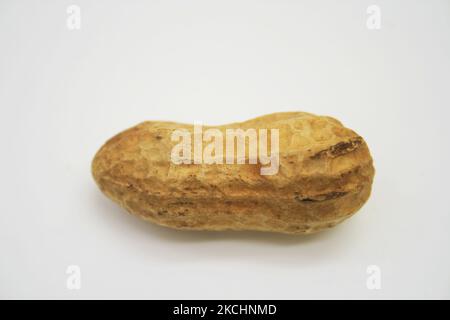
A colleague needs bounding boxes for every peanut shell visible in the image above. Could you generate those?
[92,112,375,234]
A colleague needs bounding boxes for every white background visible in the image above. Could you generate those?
[1,0,449,299]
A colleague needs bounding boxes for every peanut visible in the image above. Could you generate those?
[92,112,374,234]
